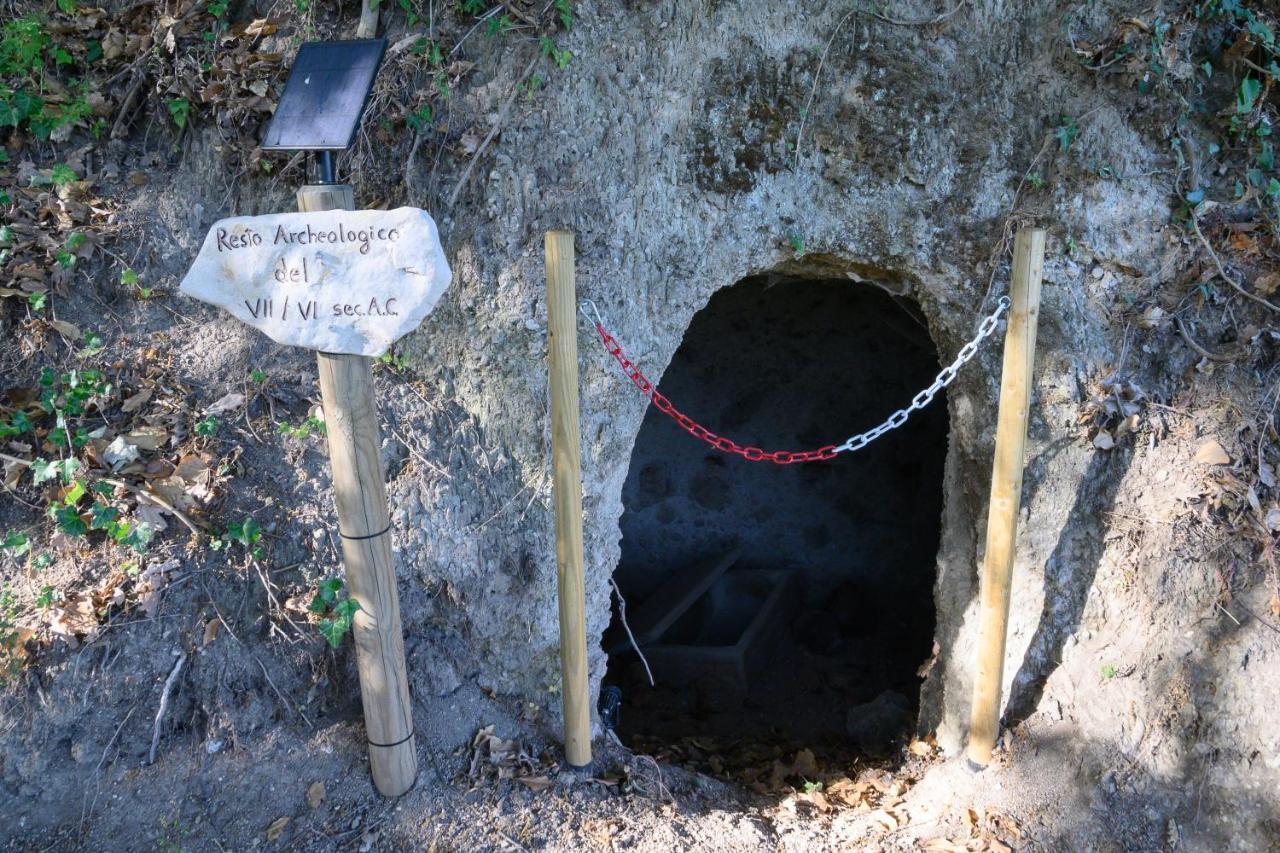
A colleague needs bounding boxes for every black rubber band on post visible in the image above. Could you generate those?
[368,729,415,749]
[339,522,392,541]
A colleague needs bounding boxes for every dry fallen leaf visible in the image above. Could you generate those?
[3,627,35,663]
[515,775,553,791]
[120,388,152,413]
[49,596,100,646]
[1255,271,1280,296]
[306,781,326,808]
[204,392,246,416]
[1194,438,1231,466]
[907,738,935,757]
[103,435,141,468]
[265,816,289,841]
[125,426,168,451]
[48,319,81,340]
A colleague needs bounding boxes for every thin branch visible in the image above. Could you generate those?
[101,478,203,534]
[794,6,858,169]
[255,655,315,729]
[610,578,654,687]
[447,53,539,208]
[148,652,186,765]
[1175,316,1239,363]
[868,0,967,27]
[96,704,137,771]
[1192,217,1280,314]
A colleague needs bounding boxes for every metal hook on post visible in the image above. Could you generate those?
[578,299,606,330]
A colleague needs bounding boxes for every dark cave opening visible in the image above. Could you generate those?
[602,275,949,772]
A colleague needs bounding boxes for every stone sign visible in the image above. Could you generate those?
[180,207,451,357]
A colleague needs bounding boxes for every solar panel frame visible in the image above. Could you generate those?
[261,38,387,152]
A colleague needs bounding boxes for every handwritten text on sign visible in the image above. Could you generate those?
[180,208,451,357]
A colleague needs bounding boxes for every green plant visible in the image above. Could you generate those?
[34,585,59,609]
[38,367,112,437]
[1054,114,1078,152]
[1101,664,1117,679]
[309,577,361,648]
[49,163,76,186]
[123,267,152,298]
[194,415,219,436]
[165,98,190,130]
[787,232,805,257]
[539,36,572,69]
[411,37,443,65]
[0,18,49,77]
[378,350,410,371]
[406,104,432,132]
[0,410,33,439]
[396,0,422,26]
[1,531,30,558]
[485,14,514,38]
[79,329,104,357]
[212,517,265,559]
[555,0,572,30]
[31,456,79,485]
[157,817,189,853]
[0,586,23,680]
[277,415,325,439]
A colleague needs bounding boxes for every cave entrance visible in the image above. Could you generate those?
[603,274,949,777]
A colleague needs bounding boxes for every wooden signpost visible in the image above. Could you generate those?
[180,37,451,797]
[967,226,1045,767]
[545,231,592,769]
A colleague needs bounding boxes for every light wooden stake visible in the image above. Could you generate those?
[967,227,1045,767]
[545,230,592,768]
[299,183,417,796]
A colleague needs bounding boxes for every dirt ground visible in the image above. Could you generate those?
[5,0,1280,850]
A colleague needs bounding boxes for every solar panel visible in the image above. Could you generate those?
[261,38,387,151]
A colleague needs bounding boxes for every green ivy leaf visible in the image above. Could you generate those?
[1,531,31,557]
[49,503,87,536]
[49,163,77,186]
[89,503,118,530]
[318,615,351,648]
[62,479,85,506]
[225,517,262,548]
[1238,77,1262,115]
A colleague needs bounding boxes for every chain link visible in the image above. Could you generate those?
[584,295,1011,463]
[831,296,1010,454]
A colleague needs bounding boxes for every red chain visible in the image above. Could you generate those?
[593,323,839,464]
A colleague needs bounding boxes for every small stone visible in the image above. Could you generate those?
[845,691,912,753]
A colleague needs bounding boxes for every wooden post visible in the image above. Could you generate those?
[299,184,417,796]
[356,0,378,39]
[967,227,1045,767]
[545,230,592,768]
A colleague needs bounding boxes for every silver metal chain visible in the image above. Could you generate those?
[833,296,1011,455]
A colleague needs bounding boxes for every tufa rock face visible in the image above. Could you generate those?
[179,207,451,357]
